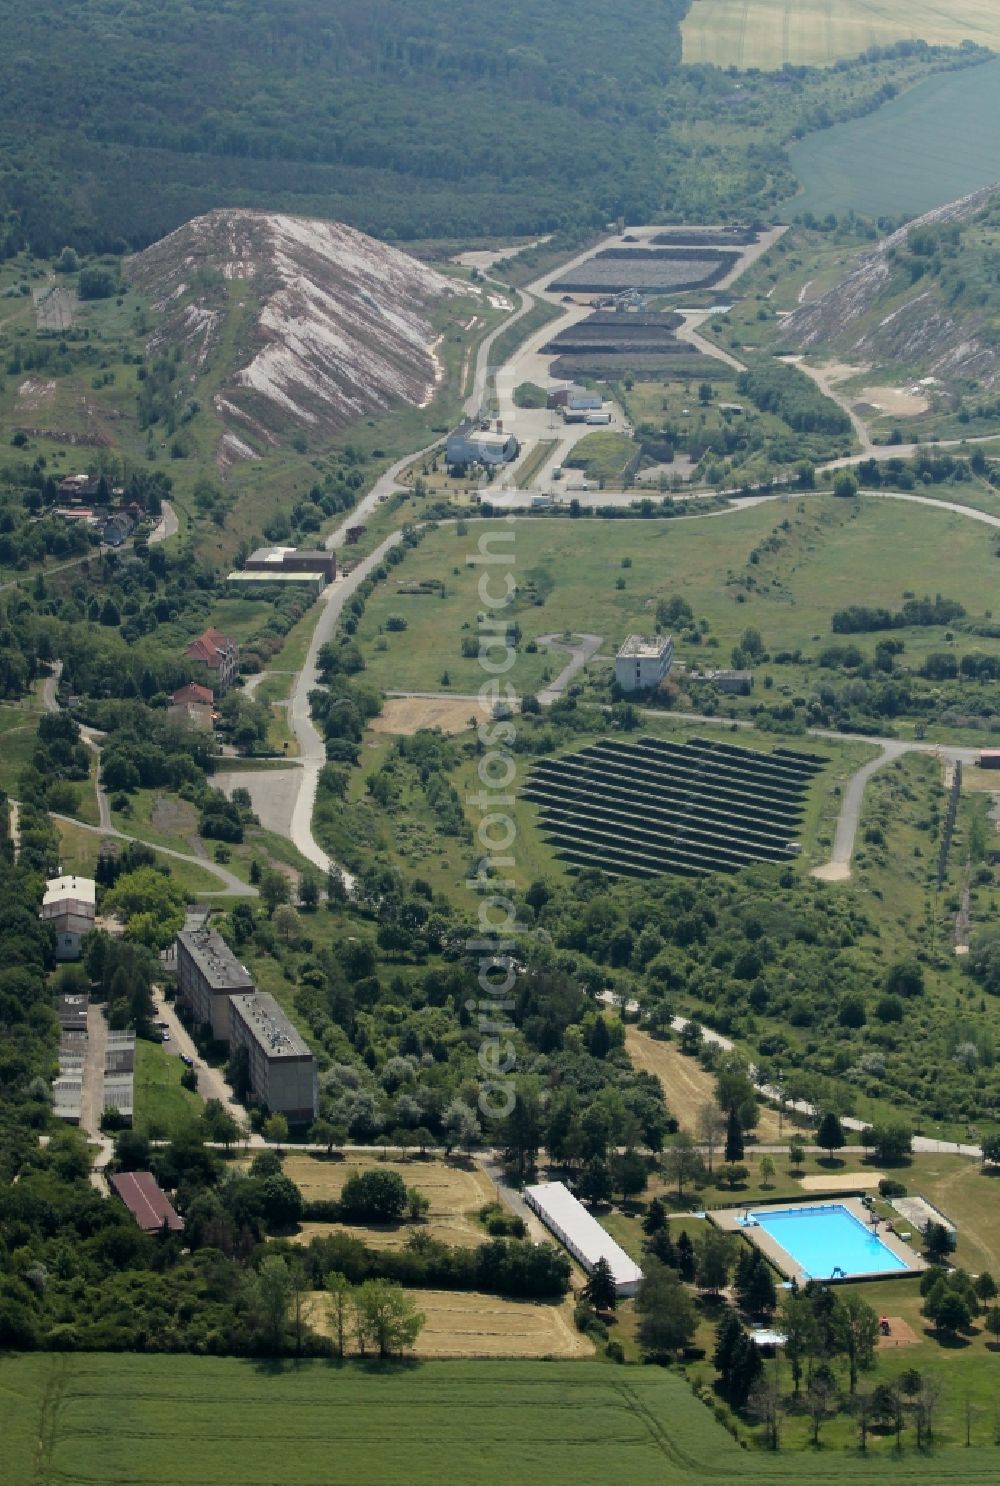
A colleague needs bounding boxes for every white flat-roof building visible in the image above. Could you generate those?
[614,634,674,694]
[446,425,520,467]
[41,875,96,960]
[523,1180,644,1297]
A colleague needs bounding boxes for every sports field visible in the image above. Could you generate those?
[7,1352,1000,1485]
[788,58,1000,220]
[682,0,1000,69]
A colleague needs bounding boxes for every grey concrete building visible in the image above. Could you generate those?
[228,992,317,1124]
[614,634,674,694]
[175,926,254,1041]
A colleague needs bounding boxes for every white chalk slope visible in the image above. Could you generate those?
[127,210,455,464]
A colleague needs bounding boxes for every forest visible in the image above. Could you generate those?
[0,3,985,253]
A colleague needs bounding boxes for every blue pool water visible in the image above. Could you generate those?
[745,1203,908,1280]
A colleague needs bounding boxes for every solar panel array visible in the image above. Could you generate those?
[525,736,824,879]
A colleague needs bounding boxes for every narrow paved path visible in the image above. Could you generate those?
[149,500,178,545]
[48,810,255,896]
[536,633,603,705]
[811,744,906,882]
[287,532,405,884]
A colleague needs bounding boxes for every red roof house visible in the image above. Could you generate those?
[183,627,239,694]
[171,682,214,707]
[110,1170,184,1233]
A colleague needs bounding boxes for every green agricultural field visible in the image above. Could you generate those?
[682,0,1000,69]
[788,59,1000,222]
[7,1351,1000,1484]
[355,499,1000,697]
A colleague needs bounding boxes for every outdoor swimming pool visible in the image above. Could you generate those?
[742,1202,909,1280]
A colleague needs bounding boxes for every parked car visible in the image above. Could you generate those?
[180,1053,194,1068]
[160,1031,170,1042]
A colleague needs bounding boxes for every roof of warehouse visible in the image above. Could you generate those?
[524,1180,644,1287]
[110,1171,184,1232]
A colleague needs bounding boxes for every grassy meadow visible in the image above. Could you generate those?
[788,59,1000,222]
[682,0,1000,69]
[355,500,1000,697]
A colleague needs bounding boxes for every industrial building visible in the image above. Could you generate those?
[546,385,604,412]
[446,422,520,468]
[228,991,317,1123]
[614,634,674,694]
[524,1181,644,1297]
[110,1171,184,1233]
[175,925,254,1040]
[243,545,336,584]
[41,875,96,960]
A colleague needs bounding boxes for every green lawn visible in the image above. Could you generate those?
[132,1039,204,1138]
[354,499,1000,696]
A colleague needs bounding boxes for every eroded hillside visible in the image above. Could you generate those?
[777,185,1000,390]
[126,210,456,467]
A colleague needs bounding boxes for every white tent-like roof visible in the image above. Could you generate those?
[524,1180,644,1295]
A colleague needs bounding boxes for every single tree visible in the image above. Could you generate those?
[788,1139,805,1171]
[696,1227,734,1295]
[984,1304,1000,1346]
[805,1377,834,1446]
[833,1291,879,1393]
[724,1107,744,1164]
[583,1257,618,1312]
[717,1162,748,1191]
[662,1131,705,1200]
[816,1110,845,1161]
[925,1285,971,1336]
[264,1112,289,1150]
[696,1102,726,1174]
[974,1271,997,1302]
[748,1373,782,1451]
[636,1264,697,1358]
[713,1308,744,1375]
[325,1270,352,1357]
[758,1155,775,1189]
[781,1291,821,1394]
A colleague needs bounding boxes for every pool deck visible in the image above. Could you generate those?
[710,1196,928,1284]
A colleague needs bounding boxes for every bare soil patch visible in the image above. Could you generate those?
[372,697,485,736]
[857,385,930,418]
[17,377,56,411]
[799,1171,885,1192]
[877,1316,919,1349]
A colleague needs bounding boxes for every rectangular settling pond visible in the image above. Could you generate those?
[712,1198,926,1283]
